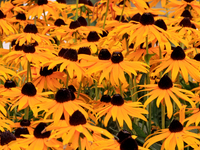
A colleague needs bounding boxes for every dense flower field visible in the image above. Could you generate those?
[1,0,200,149]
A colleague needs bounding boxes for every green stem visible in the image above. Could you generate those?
[87,12,90,26]
[146,36,151,134]
[27,61,30,82]
[119,80,123,96]
[95,80,98,100]
[24,106,29,120]
[79,136,82,150]
[77,82,82,98]
[0,40,2,48]
[34,16,36,25]
[119,0,126,23]
[103,0,109,29]
[129,75,134,101]
[133,75,137,101]
[161,103,165,129]
[75,0,79,20]
[43,10,48,26]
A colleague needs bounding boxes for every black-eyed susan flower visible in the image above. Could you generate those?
[4,24,53,46]
[153,46,200,83]
[37,88,92,124]
[144,119,200,149]
[139,75,195,118]
[32,66,65,93]
[95,94,148,130]
[183,105,200,127]
[12,119,35,135]
[0,10,16,36]
[93,129,147,150]
[18,123,63,150]
[84,49,148,86]
[2,82,50,116]
[0,131,21,150]
[45,48,85,82]
[26,0,60,19]
[46,110,113,150]
[3,44,54,68]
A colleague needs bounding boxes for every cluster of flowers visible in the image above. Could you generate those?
[1,0,200,149]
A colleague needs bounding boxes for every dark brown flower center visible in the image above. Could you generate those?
[23,44,36,53]
[21,82,37,96]
[111,52,124,63]
[120,137,138,150]
[20,119,31,126]
[184,0,194,2]
[24,24,38,34]
[155,19,167,31]
[40,66,53,76]
[169,119,183,132]
[1,131,16,146]
[78,16,87,26]
[0,10,6,19]
[34,123,51,138]
[16,13,26,20]
[63,49,78,61]
[181,10,192,19]
[78,47,91,55]
[100,95,111,103]
[37,0,48,5]
[131,13,141,23]
[87,0,93,6]
[56,0,66,3]
[117,130,131,143]
[79,0,88,4]
[15,127,29,138]
[171,46,186,60]
[179,17,192,27]
[55,88,72,103]
[158,75,173,89]
[58,48,68,57]
[4,80,16,89]
[69,20,81,29]
[194,53,200,61]
[54,19,66,27]
[68,85,76,92]
[98,49,111,60]
[140,13,154,25]
[69,110,87,126]
[87,31,100,42]
[111,94,124,106]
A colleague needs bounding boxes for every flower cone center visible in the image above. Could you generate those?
[69,110,87,126]
[69,20,81,29]
[194,53,200,61]
[21,82,37,96]
[78,16,87,26]
[78,47,91,55]
[111,52,124,63]
[15,128,29,138]
[34,123,50,138]
[155,19,167,31]
[0,10,6,19]
[55,88,72,103]
[40,66,53,76]
[169,119,183,132]
[24,24,38,33]
[37,0,48,5]
[117,130,131,143]
[63,49,78,61]
[171,46,186,60]
[120,137,138,150]
[23,44,36,53]
[54,19,66,27]
[4,80,16,88]
[98,49,111,60]
[111,94,124,106]
[1,131,16,145]
[131,13,141,22]
[140,13,154,25]
[181,10,192,19]
[179,17,192,27]
[20,119,31,126]
[158,75,173,89]
[16,13,26,20]
[87,31,100,42]
[58,48,68,57]
[100,95,111,103]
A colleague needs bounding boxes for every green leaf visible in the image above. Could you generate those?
[132,122,147,138]
[144,53,155,64]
